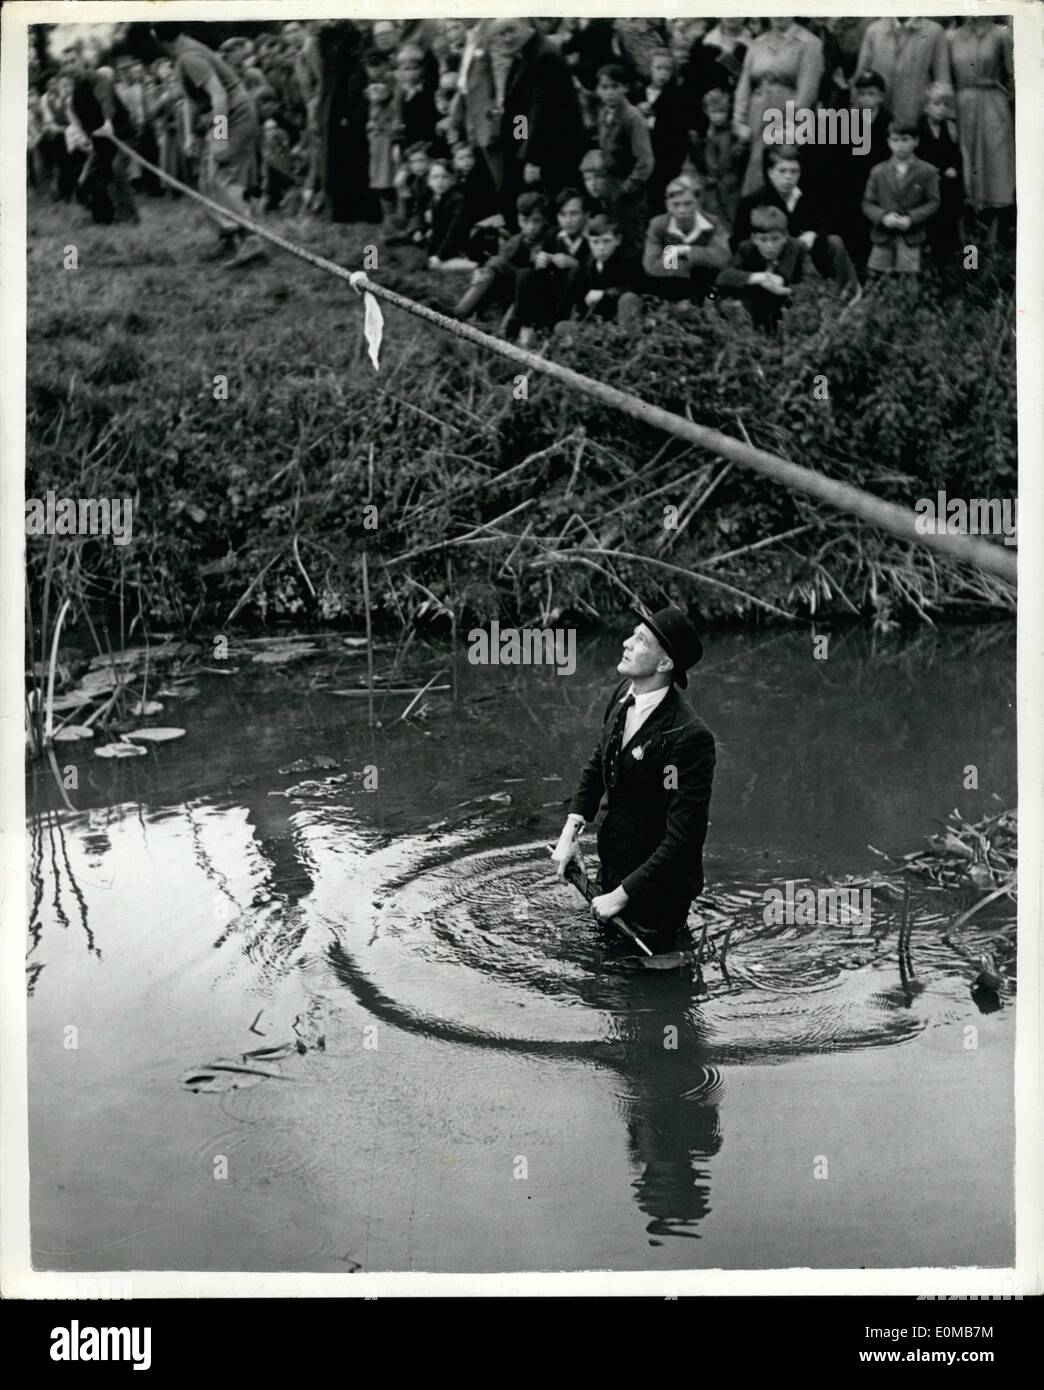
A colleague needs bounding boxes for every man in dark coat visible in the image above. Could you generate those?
[551,606,716,956]
[59,48,138,226]
[451,18,585,221]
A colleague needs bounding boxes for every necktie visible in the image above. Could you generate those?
[605,693,635,791]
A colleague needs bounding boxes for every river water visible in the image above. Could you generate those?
[26,626,1016,1272]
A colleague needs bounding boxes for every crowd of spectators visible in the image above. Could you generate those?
[28,15,1015,333]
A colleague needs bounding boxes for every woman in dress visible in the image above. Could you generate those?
[732,17,824,195]
[948,17,1014,233]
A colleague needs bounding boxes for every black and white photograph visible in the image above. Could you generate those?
[2,1,1041,1313]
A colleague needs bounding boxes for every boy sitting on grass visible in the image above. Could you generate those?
[862,123,940,276]
[561,212,643,331]
[642,173,730,304]
[513,187,591,347]
[387,140,432,244]
[733,144,859,297]
[452,191,555,336]
[715,202,806,332]
[423,158,465,259]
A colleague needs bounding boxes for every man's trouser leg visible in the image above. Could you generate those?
[108,146,139,223]
[200,104,257,234]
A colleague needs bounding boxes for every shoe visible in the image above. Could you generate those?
[226,234,269,268]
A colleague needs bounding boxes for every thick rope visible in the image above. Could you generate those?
[106,135,1017,585]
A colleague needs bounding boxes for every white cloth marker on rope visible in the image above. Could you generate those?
[350,271,383,371]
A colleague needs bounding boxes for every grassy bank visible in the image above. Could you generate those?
[26,195,1016,647]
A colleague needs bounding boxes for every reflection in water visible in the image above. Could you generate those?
[24,626,1017,1268]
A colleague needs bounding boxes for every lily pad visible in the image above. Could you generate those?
[122,727,186,743]
[95,741,148,758]
[53,725,95,742]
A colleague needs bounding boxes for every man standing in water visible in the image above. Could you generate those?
[152,22,267,267]
[551,606,715,956]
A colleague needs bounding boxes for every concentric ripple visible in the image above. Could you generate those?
[302,823,1014,1065]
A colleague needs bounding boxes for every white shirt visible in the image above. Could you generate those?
[622,682,670,746]
[666,211,714,244]
[566,683,670,829]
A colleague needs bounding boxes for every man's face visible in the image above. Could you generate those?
[768,159,801,195]
[889,133,916,160]
[557,197,586,236]
[408,152,430,177]
[650,57,673,88]
[854,87,883,111]
[752,229,786,260]
[925,96,952,121]
[282,22,303,49]
[492,20,532,56]
[374,23,400,53]
[618,623,670,681]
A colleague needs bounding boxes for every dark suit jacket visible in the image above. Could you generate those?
[453,29,584,193]
[862,155,940,245]
[732,181,832,248]
[569,681,716,914]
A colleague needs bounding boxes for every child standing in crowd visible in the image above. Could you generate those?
[643,173,730,303]
[394,44,437,150]
[716,202,804,331]
[365,55,398,222]
[694,88,744,226]
[595,63,654,252]
[831,68,893,269]
[862,123,941,276]
[916,82,964,270]
[579,148,610,219]
[637,48,691,214]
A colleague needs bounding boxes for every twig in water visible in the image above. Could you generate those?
[399,668,447,722]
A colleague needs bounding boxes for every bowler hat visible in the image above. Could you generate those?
[632,604,703,688]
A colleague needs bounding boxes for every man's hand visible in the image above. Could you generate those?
[761,271,791,296]
[92,118,115,141]
[550,820,584,879]
[798,230,816,249]
[591,886,629,921]
[584,289,605,307]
